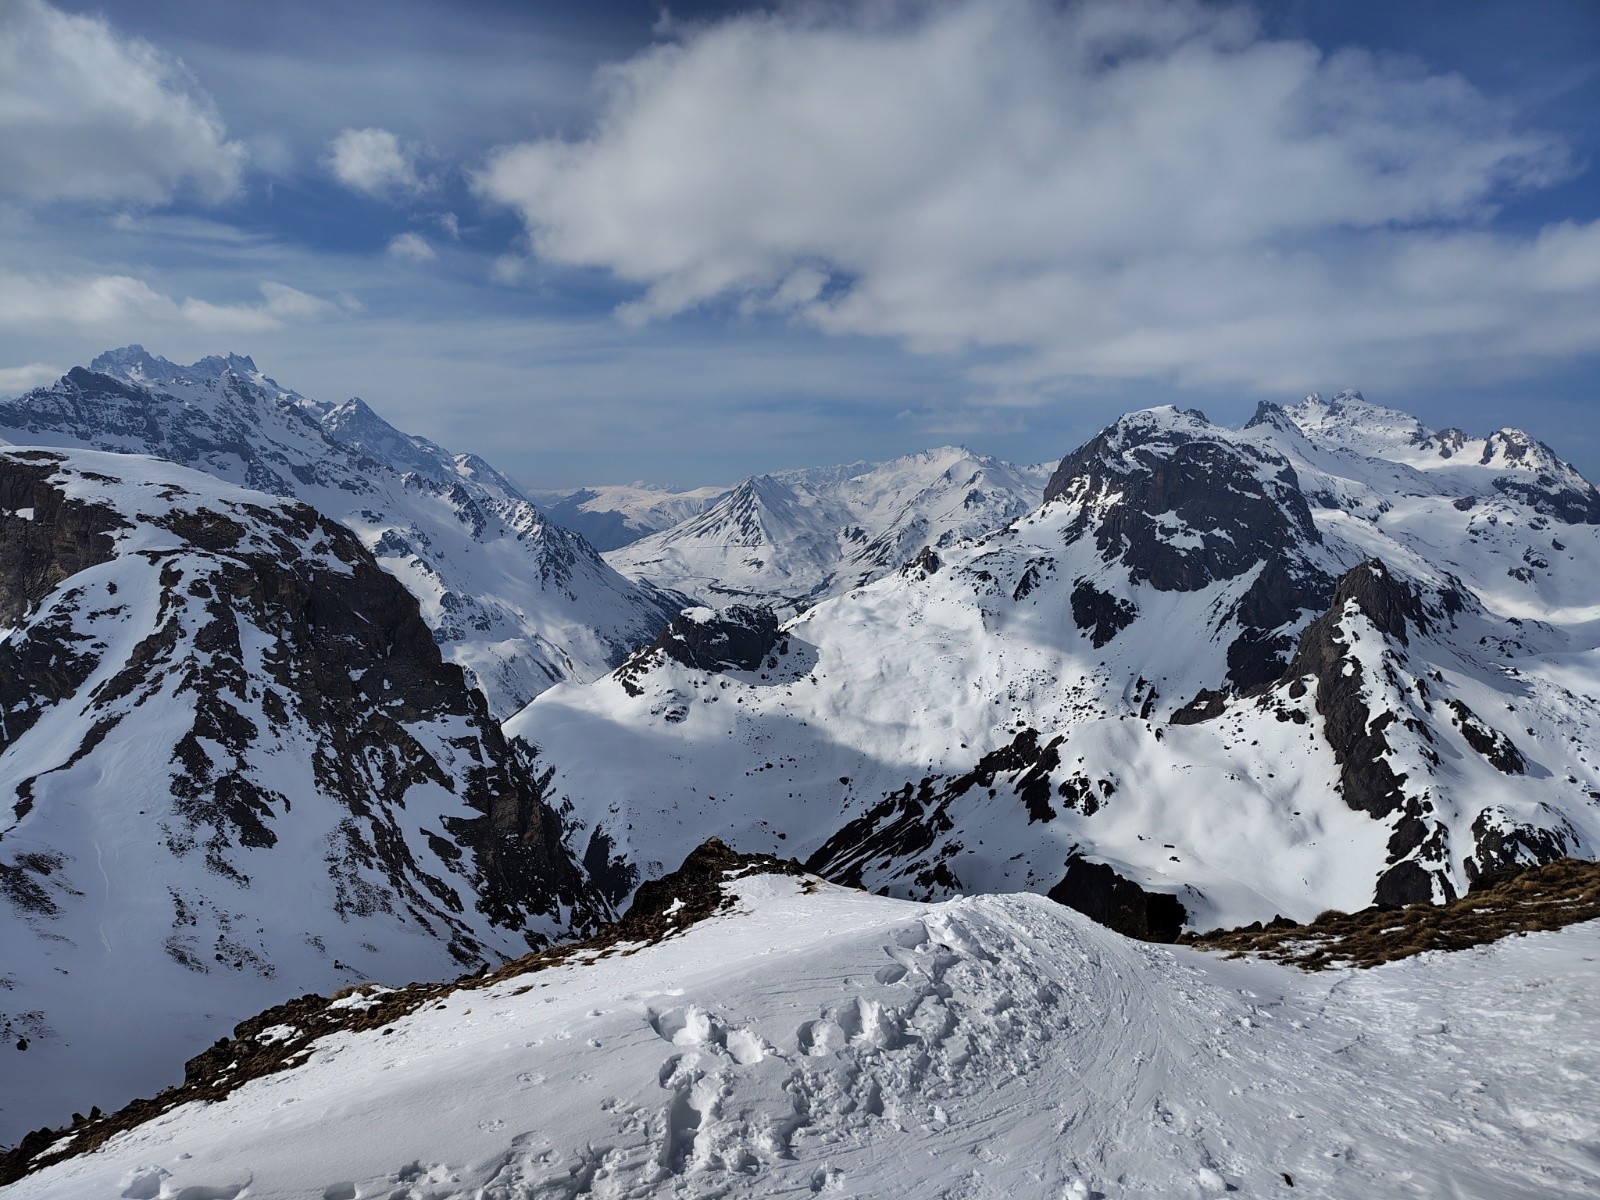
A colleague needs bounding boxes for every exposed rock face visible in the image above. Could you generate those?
[805,729,1120,899]
[508,394,1600,943]
[0,352,684,715]
[1283,560,1428,821]
[1464,810,1572,883]
[0,455,124,628]
[614,605,782,696]
[0,448,602,1140]
[1069,580,1138,648]
[1043,408,1320,592]
[1225,553,1333,690]
[1047,855,1187,942]
[653,605,783,673]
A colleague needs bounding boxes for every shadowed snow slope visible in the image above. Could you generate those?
[509,395,1600,927]
[530,481,731,552]
[0,447,599,1143]
[8,874,1597,1198]
[0,348,683,715]
[604,447,1053,611]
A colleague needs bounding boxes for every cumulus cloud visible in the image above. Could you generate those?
[476,0,1596,392]
[0,363,65,394]
[324,127,426,198]
[386,231,437,262]
[0,271,340,333]
[0,0,245,206]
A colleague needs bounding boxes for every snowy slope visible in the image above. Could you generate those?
[508,396,1600,927]
[0,348,683,715]
[9,870,1596,1198]
[0,447,600,1143]
[531,481,731,551]
[604,447,1053,611]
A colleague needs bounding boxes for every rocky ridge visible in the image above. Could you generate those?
[0,447,603,1142]
[0,347,684,715]
[509,393,1600,930]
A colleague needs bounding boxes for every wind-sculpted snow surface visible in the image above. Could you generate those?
[9,875,1597,1198]
[511,395,1600,926]
[0,448,599,1142]
[0,347,682,715]
[605,446,1053,612]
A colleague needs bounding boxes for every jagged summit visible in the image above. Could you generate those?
[606,446,1053,611]
[0,350,684,714]
[509,389,1600,933]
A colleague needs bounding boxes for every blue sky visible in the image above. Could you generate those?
[2,0,1597,487]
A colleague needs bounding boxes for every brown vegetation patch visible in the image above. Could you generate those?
[1185,857,1600,970]
[0,839,810,1184]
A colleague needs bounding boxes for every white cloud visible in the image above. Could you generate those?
[324,128,425,198]
[0,0,245,206]
[0,363,64,394]
[386,231,437,262]
[489,253,530,285]
[0,271,340,333]
[477,0,1596,392]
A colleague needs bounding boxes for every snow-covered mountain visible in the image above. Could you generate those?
[531,481,731,551]
[603,447,1053,611]
[508,392,1600,928]
[0,347,684,716]
[7,854,1596,1198]
[0,446,603,1143]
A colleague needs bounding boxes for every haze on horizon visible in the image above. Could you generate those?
[1,0,1597,488]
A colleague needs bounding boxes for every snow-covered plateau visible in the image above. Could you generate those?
[6,869,1596,1199]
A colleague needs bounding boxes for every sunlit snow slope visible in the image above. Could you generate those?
[605,447,1052,611]
[510,393,1600,927]
[0,448,598,1143]
[0,348,683,715]
[531,481,731,551]
[11,873,1596,1199]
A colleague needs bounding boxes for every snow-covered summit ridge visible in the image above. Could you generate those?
[0,348,684,714]
[9,865,1598,1199]
[509,390,1600,933]
[605,444,1054,611]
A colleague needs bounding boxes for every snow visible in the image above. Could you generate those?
[11,876,1597,1198]
[0,350,681,716]
[605,447,1054,612]
[0,447,581,1144]
[508,396,1600,927]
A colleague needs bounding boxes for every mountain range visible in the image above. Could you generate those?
[0,347,685,717]
[510,391,1600,930]
[602,448,1053,612]
[2,351,1598,1168]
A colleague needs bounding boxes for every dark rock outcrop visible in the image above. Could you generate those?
[614,604,781,694]
[1282,560,1427,821]
[1043,411,1320,592]
[0,451,598,958]
[1464,810,1571,882]
[1069,579,1137,648]
[1447,701,1527,775]
[1225,552,1333,691]
[1047,855,1187,942]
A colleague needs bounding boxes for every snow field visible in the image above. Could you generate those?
[12,876,1598,1199]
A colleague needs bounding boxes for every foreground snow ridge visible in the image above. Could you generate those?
[13,874,1596,1199]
